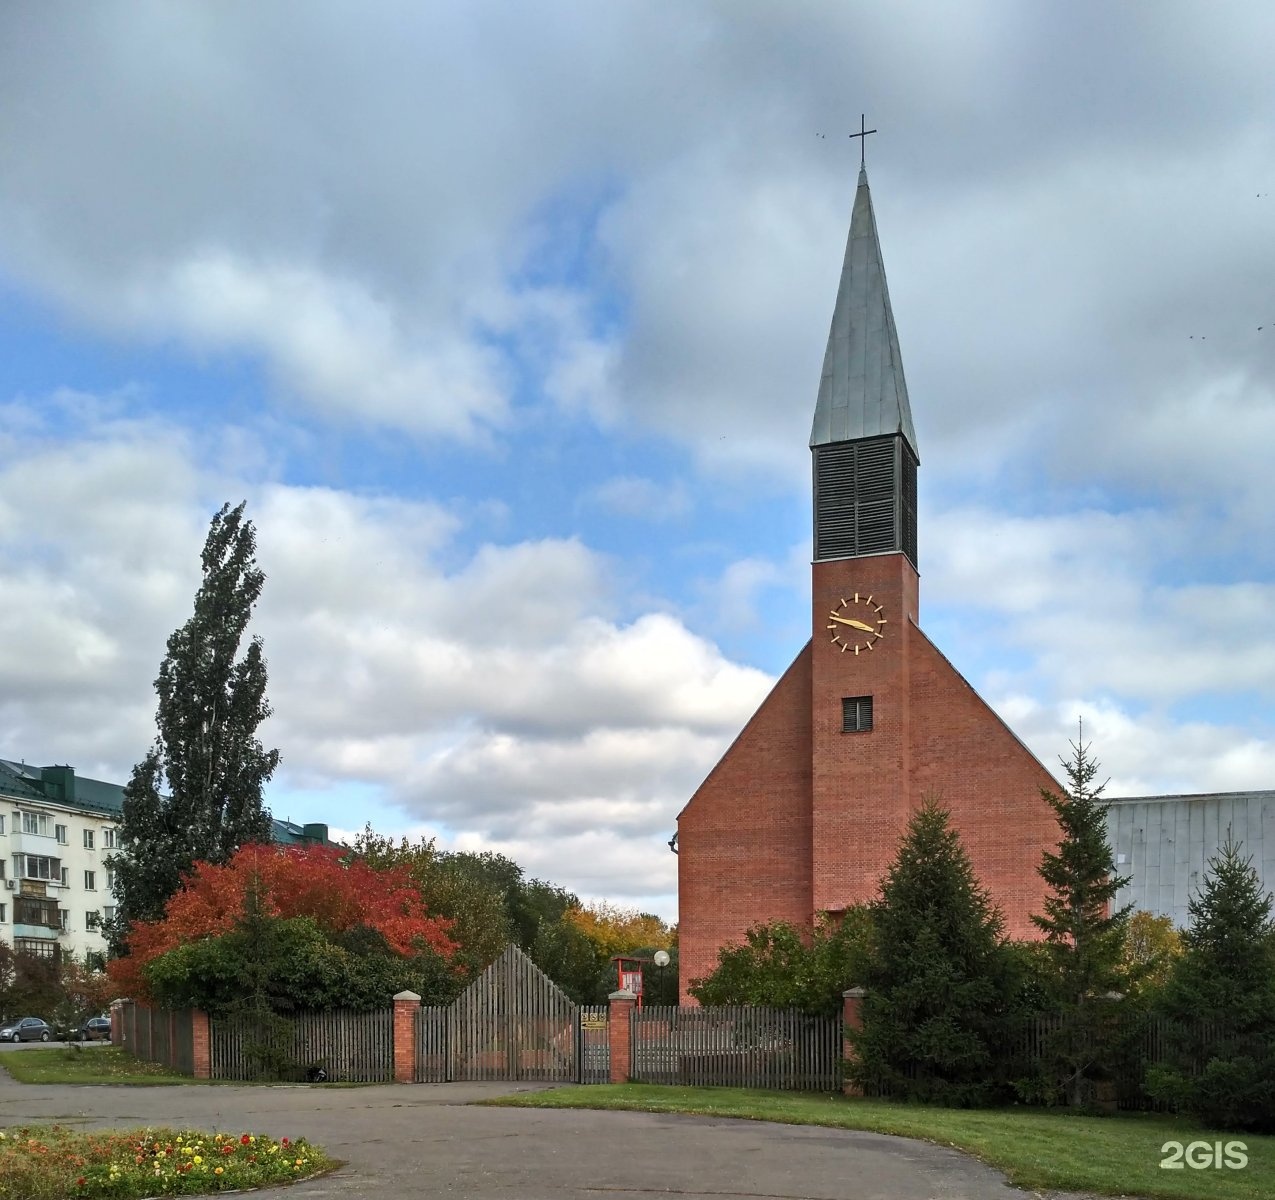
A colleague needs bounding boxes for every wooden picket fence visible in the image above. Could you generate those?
[631,1006,842,1092]
[115,1001,195,1075]
[210,1009,394,1082]
[414,943,585,1082]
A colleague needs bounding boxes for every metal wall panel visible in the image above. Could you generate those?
[1108,791,1275,926]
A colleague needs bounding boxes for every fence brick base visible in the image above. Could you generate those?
[191,1010,211,1079]
[393,990,421,1083]
[842,987,866,1096]
[607,990,637,1083]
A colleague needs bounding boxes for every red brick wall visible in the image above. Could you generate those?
[677,646,814,1001]
[608,992,636,1082]
[392,992,421,1083]
[908,628,1061,937]
[811,553,920,912]
[677,551,1065,995]
[191,1010,210,1080]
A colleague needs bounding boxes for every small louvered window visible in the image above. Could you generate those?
[842,696,873,733]
[813,436,917,568]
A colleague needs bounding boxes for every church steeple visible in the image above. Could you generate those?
[810,167,918,567]
[810,168,917,454]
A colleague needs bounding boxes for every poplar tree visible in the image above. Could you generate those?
[107,502,279,954]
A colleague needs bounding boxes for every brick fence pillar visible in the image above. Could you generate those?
[842,987,867,1096]
[393,990,421,1084]
[109,999,125,1047]
[191,1010,211,1080]
[607,989,637,1084]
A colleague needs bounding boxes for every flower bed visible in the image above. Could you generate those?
[0,1125,336,1200]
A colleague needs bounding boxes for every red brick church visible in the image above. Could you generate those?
[676,166,1062,999]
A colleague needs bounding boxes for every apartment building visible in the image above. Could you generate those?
[1,757,333,966]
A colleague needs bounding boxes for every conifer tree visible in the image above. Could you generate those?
[1147,838,1275,1131]
[848,797,1019,1105]
[1029,731,1131,1106]
[107,502,279,954]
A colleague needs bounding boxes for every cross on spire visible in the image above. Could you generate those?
[848,114,877,169]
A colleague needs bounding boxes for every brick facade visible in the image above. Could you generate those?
[607,990,637,1083]
[677,550,1060,1000]
[677,648,814,997]
[191,1009,211,1079]
[393,989,421,1083]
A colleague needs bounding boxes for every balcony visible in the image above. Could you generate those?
[14,897,60,930]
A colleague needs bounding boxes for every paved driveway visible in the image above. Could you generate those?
[0,1066,1100,1199]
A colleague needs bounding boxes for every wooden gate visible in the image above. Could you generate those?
[444,944,579,1081]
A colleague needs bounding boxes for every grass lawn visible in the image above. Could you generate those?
[1,1047,202,1086]
[486,1084,1272,1200]
[1,1047,374,1087]
[0,1124,335,1200]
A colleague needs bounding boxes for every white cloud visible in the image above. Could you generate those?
[992,693,1275,800]
[589,476,690,521]
[0,403,769,913]
[151,254,512,441]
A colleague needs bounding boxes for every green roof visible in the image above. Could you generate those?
[0,756,334,846]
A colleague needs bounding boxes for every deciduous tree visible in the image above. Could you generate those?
[109,843,456,1001]
[689,912,872,1017]
[1121,910,1182,994]
[563,903,674,959]
[352,828,512,981]
[108,502,279,952]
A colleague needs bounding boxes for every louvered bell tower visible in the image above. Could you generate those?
[808,166,921,914]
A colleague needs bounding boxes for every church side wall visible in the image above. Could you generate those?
[676,645,814,1003]
[907,628,1060,938]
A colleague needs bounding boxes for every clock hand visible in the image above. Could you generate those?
[827,615,876,633]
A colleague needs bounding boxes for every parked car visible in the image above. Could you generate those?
[47,1015,111,1042]
[0,1017,52,1042]
[79,1016,112,1041]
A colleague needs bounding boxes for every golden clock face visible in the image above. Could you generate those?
[826,594,886,654]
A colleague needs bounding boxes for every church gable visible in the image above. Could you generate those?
[907,626,1059,936]
[677,643,814,994]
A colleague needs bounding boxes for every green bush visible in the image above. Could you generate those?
[143,915,460,1016]
[688,909,873,1017]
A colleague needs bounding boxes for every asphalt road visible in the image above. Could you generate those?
[0,1064,1109,1200]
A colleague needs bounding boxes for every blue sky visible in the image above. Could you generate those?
[2,1,1273,919]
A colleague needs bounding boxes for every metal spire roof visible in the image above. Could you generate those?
[809,168,918,458]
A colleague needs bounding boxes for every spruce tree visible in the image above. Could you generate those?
[1030,732,1131,1106]
[848,797,1018,1106]
[1147,838,1275,1131]
[107,502,279,953]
